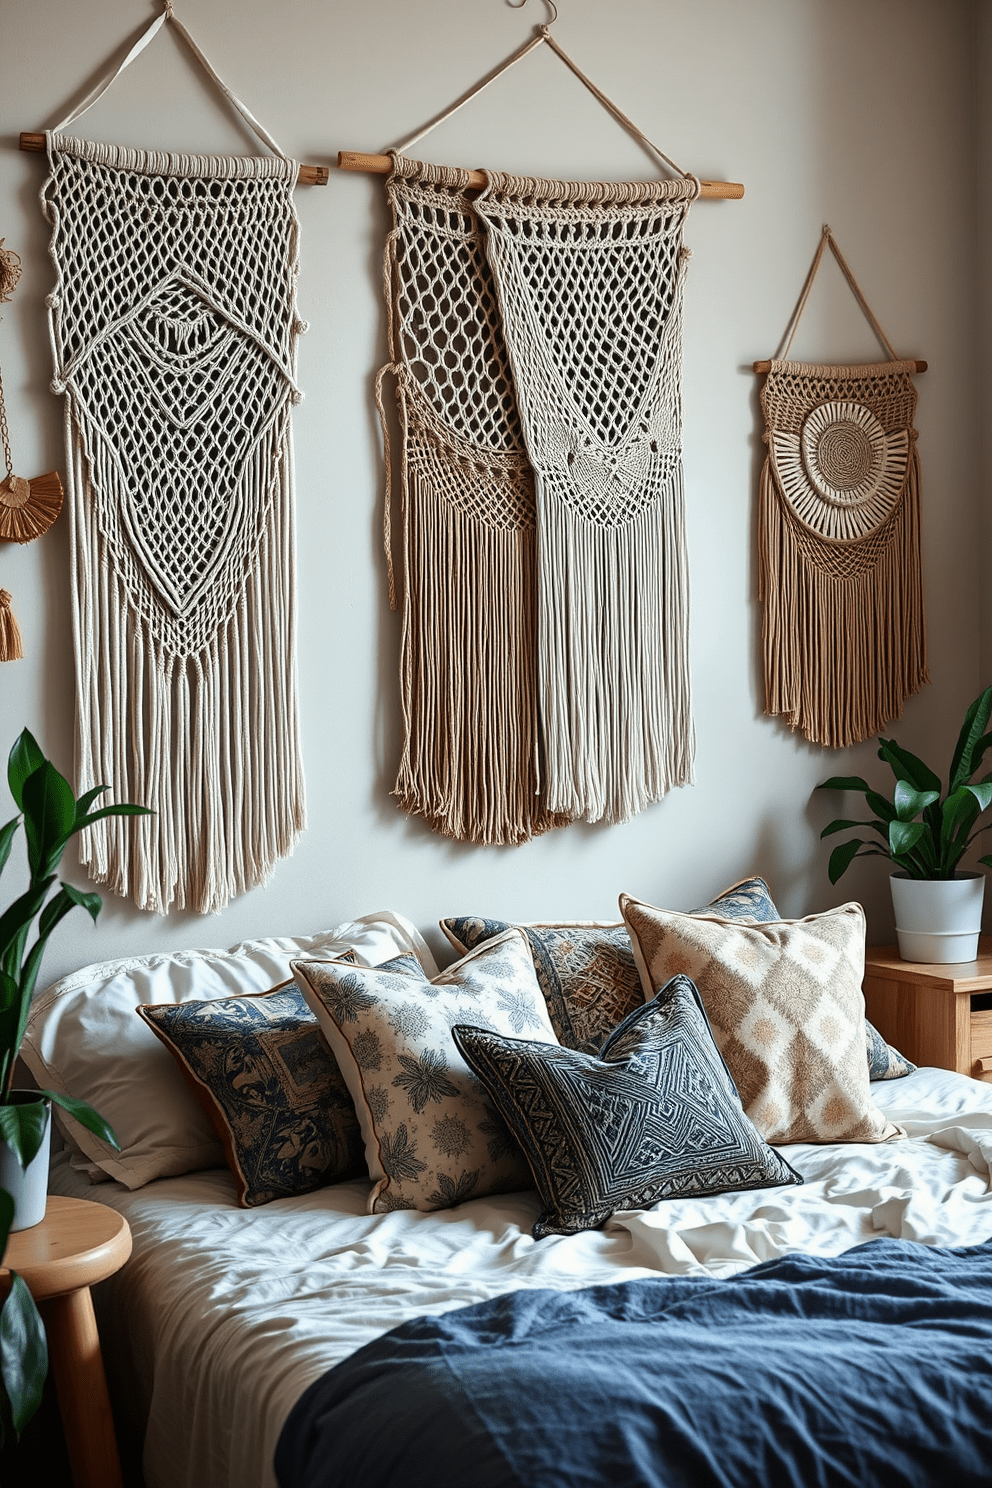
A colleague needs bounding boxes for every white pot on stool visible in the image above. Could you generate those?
[890,872,986,964]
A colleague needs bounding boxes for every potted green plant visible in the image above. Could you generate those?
[0,727,149,1441]
[818,685,992,963]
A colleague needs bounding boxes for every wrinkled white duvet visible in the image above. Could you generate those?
[50,1067,992,1488]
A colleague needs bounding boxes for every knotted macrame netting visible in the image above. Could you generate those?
[381,156,698,841]
[474,171,698,824]
[759,359,928,746]
[43,134,307,912]
[380,156,567,845]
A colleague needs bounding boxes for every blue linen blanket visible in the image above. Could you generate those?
[275,1237,992,1488]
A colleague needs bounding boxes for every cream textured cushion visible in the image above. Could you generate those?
[293,929,559,1214]
[620,897,900,1146]
[21,912,438,1189]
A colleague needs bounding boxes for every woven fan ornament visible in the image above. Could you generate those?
[757,226,928,747]
[0,239,64,660]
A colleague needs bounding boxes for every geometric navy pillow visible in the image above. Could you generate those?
[452,973,802,1240]
[138,985,365,1206]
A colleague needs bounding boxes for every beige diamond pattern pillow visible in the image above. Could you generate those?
[292,929,559,1214]
[620,897,900,1146]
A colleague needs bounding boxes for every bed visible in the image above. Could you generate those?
[25,896,992,1488]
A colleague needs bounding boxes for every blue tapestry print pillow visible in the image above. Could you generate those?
[452,972,802,1240]
[441,877,780,1056]
[865,1019,916,1080]
[138,985,364,1206]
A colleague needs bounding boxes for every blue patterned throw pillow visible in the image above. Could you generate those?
[865,1019,916,1080]
[452,973,802,1240]
[138,986,364,1206]
[441,878,779,1056]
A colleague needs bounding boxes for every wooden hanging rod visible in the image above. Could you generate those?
[19,133,329,186]
[338,151,744,199]
[752,358,927,374]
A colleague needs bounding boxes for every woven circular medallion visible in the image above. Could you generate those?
[801,402,887,504]
[770,400,911,543]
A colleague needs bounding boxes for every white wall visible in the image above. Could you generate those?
[0,0,983,983]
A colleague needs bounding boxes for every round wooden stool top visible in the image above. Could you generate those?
[1,1195,131,1300]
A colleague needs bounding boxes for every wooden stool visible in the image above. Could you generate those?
[2,1195,132,1488]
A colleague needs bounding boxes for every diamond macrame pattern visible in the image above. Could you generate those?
[76,277,286,625]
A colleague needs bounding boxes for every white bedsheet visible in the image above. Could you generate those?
[49,1067,992,1488]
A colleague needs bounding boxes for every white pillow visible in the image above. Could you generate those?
[21,912,438,1189]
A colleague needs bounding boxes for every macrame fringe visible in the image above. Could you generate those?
[758,449,928,747]
[0,589,23,661]
[69,427,305,915]
[395,468,565,845]
[538,474,694,823]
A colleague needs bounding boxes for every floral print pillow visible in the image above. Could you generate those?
[292,929,559,1214]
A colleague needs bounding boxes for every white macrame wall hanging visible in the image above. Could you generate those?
[36,5,312,912]
[371,9,741,843]
[755,226,928,748]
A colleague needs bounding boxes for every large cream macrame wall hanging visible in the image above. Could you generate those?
[34,4,314,912]
[756,226,928,748]
[371,7,739,843]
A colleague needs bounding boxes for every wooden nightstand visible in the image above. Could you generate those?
[863,939,992,1082]
[1,1195,132,1488]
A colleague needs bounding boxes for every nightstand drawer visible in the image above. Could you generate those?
[969,1009,992,1078]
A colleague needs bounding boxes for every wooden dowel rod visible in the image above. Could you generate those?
[337,150,744,199]
[752,357,927,374]
[20,133,328,185]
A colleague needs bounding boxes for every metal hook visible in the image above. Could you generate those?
[507,0,558,23]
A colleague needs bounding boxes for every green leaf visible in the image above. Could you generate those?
[6,732,44,813]
[938,787,980,874]
[0,818,18,878]
[61,883,102,924]
[865,791,897,823]
[42,1091,118,1151]
[948,687,992,793]
[0,1270,48,1437]
[828,837,865,884]
[877,738,941,793]
[73,802,152,834]
[979,854,992,869]
[893,781,940,822]
[820,819,877,838]
[964,781,992,813]
[20,763,74,881]
[0,1101,49,1169]
[72,785,108,824]
[889,820,927,858]
[818,776,872,794]
[0,877,54,969]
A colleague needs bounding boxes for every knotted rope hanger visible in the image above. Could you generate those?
[338,0,744,199]
[19,1,328,185]
[753,226,926,374]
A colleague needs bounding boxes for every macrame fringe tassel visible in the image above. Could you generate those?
[70,429,305,914]
[0,589,23,661]
[538,476,695,824]
[758,450,928,747]
[395,474,565,846]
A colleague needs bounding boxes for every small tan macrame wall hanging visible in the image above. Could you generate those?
[371,5,739,842]
[756,226,928,748]
[0,237,64,660]
[30,3,314,913]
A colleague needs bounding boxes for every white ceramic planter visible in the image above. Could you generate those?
[890,872,986,964]
[0,1094,51,1232]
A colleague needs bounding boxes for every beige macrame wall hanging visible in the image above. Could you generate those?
[754,226,929,748]
[366,5,743,843]
[24,2,329,912]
